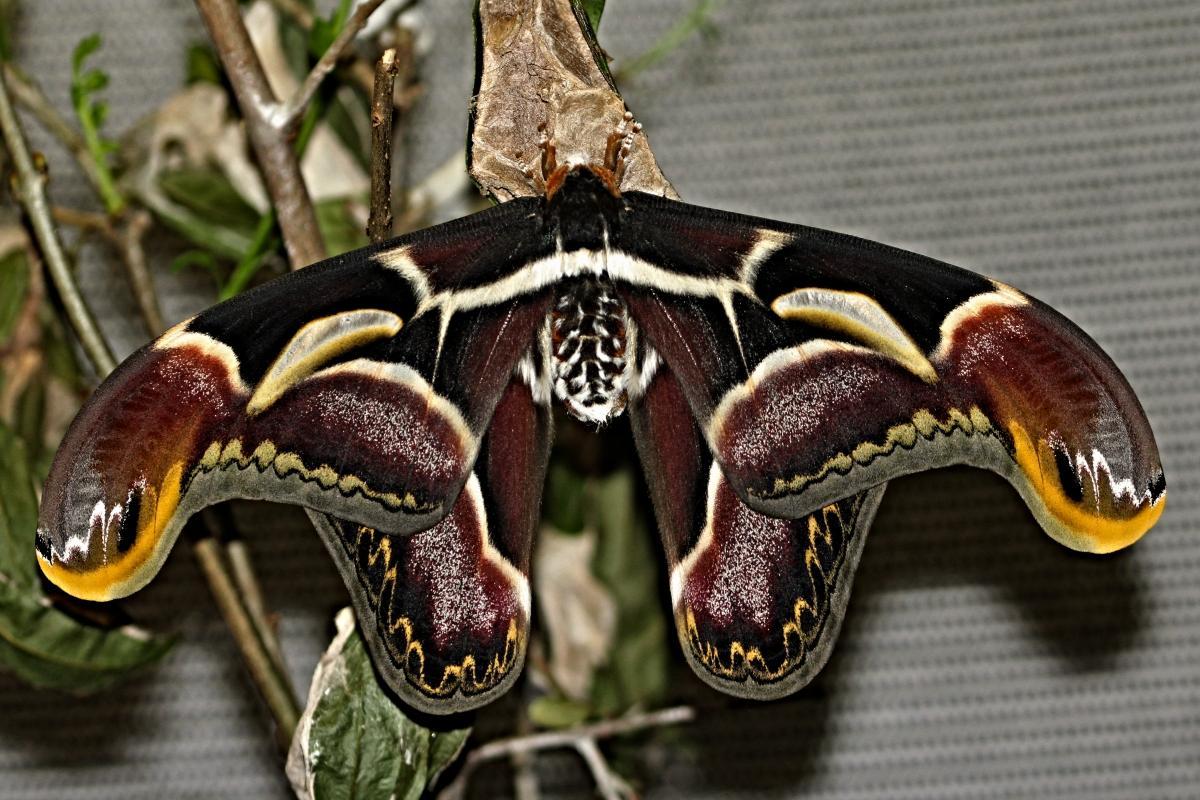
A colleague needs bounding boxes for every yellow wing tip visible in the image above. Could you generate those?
[1009,423,1166,554]
[36,553,124,602]
[1069,490,1165,555]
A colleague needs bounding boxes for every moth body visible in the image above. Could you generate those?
[549,277,630,425]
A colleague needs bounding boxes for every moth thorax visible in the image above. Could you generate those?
[551,280,629,425]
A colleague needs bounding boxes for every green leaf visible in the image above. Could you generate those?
[0,425,174,692]
[185,43,223,85]
[157,168,262,239]
[309,0,353,57]
[288,609,472,800]
[70,33,101,76]
[316,197,368,258]
[576,0,606,32]
[69,34,124,214]
[528,695,592,729]
[0,426,39,589]
[0,581,175,693]
[0,248,29,343]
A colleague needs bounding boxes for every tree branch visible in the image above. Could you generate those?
[367,47,398,243]
[193,0,325,268]
[436,706,695,800]
[575,737,634,800]
[49,205,164,337]
[0,68,116,375]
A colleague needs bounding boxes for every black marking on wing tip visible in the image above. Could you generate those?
[1053,447,1086,503]
[1149,471,1167,503]
[34,530,52,560]
[116,489,142,553]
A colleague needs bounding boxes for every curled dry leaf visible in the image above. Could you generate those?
[470,0,676,201]
[534,525,618,701]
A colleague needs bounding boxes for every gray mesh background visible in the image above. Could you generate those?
[2,1,1198,798]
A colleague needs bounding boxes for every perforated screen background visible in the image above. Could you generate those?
[2,1,1197,798]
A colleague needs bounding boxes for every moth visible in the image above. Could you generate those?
[35,121,1166,714]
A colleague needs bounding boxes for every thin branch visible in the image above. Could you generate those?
[0,68,116,375]
[367,48,398,243]
[277,0,396,130]
[268,0,407,105]
[116,209,164,335]
[575,738,634,800]
[225,537,290,674]
[193,537,301,751]
[436,706,695,800]
[193,0,325,268]
[50,206,163,337]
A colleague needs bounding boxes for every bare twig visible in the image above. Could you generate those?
[266,0,411,105]
[0,69,116,375]
[436,706,695,800]
[116,209,164,335]
[576,738,635,800]
[194,0,325,268]
[386,26,417,223]
[49,206,164,337]
[225,537,289,672]
[193,537,301,751]
[278,0,397,130]
[367,48,398,243]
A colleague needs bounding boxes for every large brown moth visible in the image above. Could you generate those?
[36,122,1165,714]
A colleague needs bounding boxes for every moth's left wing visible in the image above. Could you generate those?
[615,193,1165,555]
[37,198,553,602]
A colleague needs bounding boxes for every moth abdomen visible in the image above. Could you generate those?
[550,278,630,425]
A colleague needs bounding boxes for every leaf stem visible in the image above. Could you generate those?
[0,68,115,375]
[0,64,110,206]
